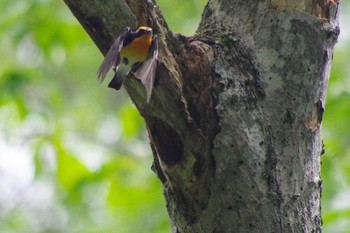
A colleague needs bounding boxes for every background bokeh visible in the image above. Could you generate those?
[0,0,348,232]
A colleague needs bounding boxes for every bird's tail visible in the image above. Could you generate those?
[108,72,125,90]
[108,64,130,90]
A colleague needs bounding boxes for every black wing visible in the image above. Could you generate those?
[133,35,158,102]
[97,27,130,83]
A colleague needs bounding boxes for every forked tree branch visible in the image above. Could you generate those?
[63,0,339,232]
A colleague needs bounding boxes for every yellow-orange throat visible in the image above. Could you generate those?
[121,34,153,62]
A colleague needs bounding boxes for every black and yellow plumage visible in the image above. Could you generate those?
[97,26,158,102]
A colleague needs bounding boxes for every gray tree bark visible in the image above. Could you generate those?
[63,0,339,232]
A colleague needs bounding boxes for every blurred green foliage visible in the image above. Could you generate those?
[0,0,348,232]
[321,4,350,232]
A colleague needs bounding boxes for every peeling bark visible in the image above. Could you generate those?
[63,0,339,232]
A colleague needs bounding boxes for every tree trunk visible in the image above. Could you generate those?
[63,0,339,232]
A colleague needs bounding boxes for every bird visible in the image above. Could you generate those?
[97,26,158,102]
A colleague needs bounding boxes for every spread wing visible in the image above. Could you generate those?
[133,35,158,103]
[97,27,130,84]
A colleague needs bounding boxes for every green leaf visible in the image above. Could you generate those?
[56,141,90,191]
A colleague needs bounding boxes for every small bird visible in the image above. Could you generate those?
[97,26,158,102]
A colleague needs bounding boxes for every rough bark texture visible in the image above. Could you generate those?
[63,0,339,232]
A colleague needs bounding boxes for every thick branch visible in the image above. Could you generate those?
[63,0,339,232]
